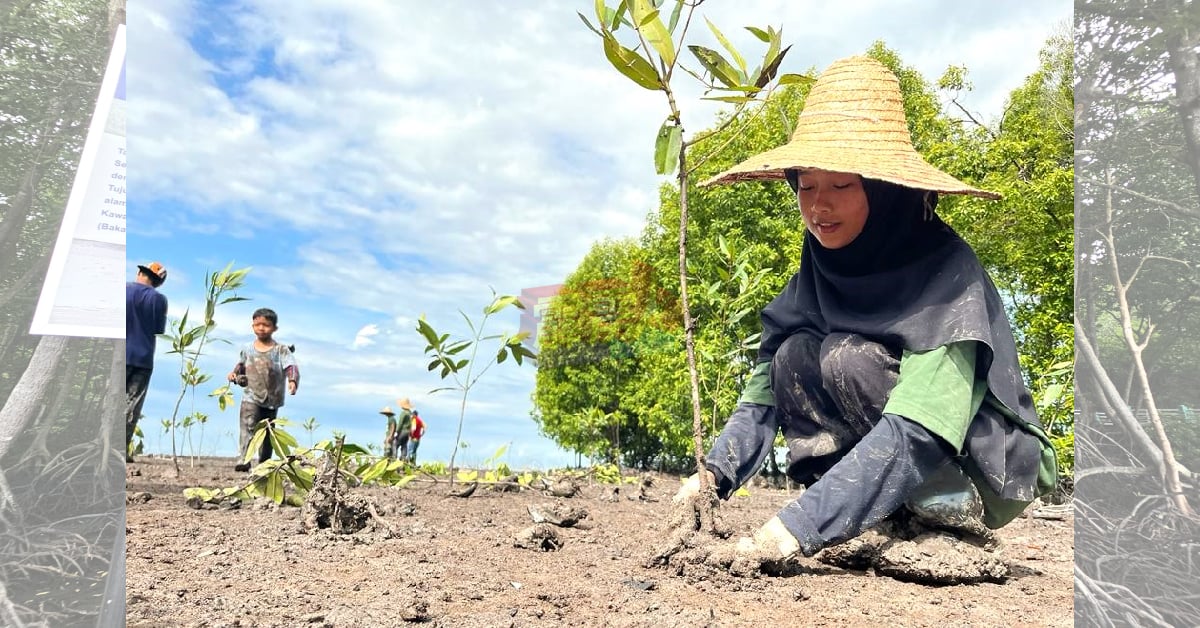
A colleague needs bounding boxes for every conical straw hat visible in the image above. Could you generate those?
[701,55,999,200]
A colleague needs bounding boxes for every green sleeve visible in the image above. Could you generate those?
[883,342,986,452]
[737,361,775,406]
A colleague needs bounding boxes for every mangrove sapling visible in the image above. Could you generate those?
[582,0,804,534]
[160,263,251,476]
[417,289,537,487]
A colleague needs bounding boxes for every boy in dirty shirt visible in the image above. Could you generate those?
[227,307,299,472]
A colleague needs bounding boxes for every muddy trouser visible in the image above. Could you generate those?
[239,401,278,465]
[394,431,410,462]
[126,366,153,456]
[706,332,976,556]
[384,433,398,459]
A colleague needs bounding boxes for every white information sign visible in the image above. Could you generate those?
[30,25,126,338]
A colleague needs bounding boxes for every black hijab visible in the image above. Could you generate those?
[762,173,1043,442]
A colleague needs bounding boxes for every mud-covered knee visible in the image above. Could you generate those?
[773,333,823,381]
[819,334,894,390]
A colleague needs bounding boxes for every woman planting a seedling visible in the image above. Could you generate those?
[674,55,1057,562]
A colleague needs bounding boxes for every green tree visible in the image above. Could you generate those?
[533,238,682,467]
[937,31,1076,454]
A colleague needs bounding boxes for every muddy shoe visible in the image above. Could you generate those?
[233,462,251,473]
[904,463,997,549]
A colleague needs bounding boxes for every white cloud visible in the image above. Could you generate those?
[351,323,379,349]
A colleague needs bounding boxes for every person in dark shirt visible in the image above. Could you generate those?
[126,261,168,462]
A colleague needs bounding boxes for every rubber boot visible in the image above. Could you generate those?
[904,462,996,548]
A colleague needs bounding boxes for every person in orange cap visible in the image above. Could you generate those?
[674,55,1058,563]
[126,261,168,462]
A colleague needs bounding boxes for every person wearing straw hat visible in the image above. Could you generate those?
[126,261,168,462]
[673,55,1058,562]
[380,406,399,458]
[388,398,416,461]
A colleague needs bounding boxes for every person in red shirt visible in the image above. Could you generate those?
[407,410,426,465]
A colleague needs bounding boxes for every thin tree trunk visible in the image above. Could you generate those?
[1100,174,1192,514]
[1076,324,1190,479]
[1167,26,1200,206]
[97,339,123,472]
[0,335,69,462]
[676,136,716,534]
[28,339,82,458]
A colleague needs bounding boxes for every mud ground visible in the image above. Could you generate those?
[125,456,1073,627]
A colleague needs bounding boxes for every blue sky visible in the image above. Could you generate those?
[127,1,1070,469]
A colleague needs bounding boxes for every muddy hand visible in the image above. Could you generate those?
[739,516,800,559]
[672,470,716,504]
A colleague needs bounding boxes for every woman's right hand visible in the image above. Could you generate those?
[672,470,716,504]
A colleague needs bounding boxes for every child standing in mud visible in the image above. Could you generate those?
[228,308,299,472]
[674,55,1058,563]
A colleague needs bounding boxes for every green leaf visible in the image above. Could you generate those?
[446,340,472,355]
[702,95,754,104]
[458,310,478,335]
[606,0,630,31]
[338,443,372,456]
[273,428,299,456]
[266,472,284,505]
[667,0,684,33]
[485,295,521,314]
[754,44,792,89]
[416,317,440,347]
[688,45,740,88]
[183,487,218,503]
[245,429,267,464]
[360,458,389,483]
[577,12,603,37]
[497,347,508,364]
[653,121,683,175]
[745,26,770,42]
[705,17,746,80]
[776,72,811,87]
[602,32,662,90]
[1039,383,1065,408]
[630,0,675,66]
